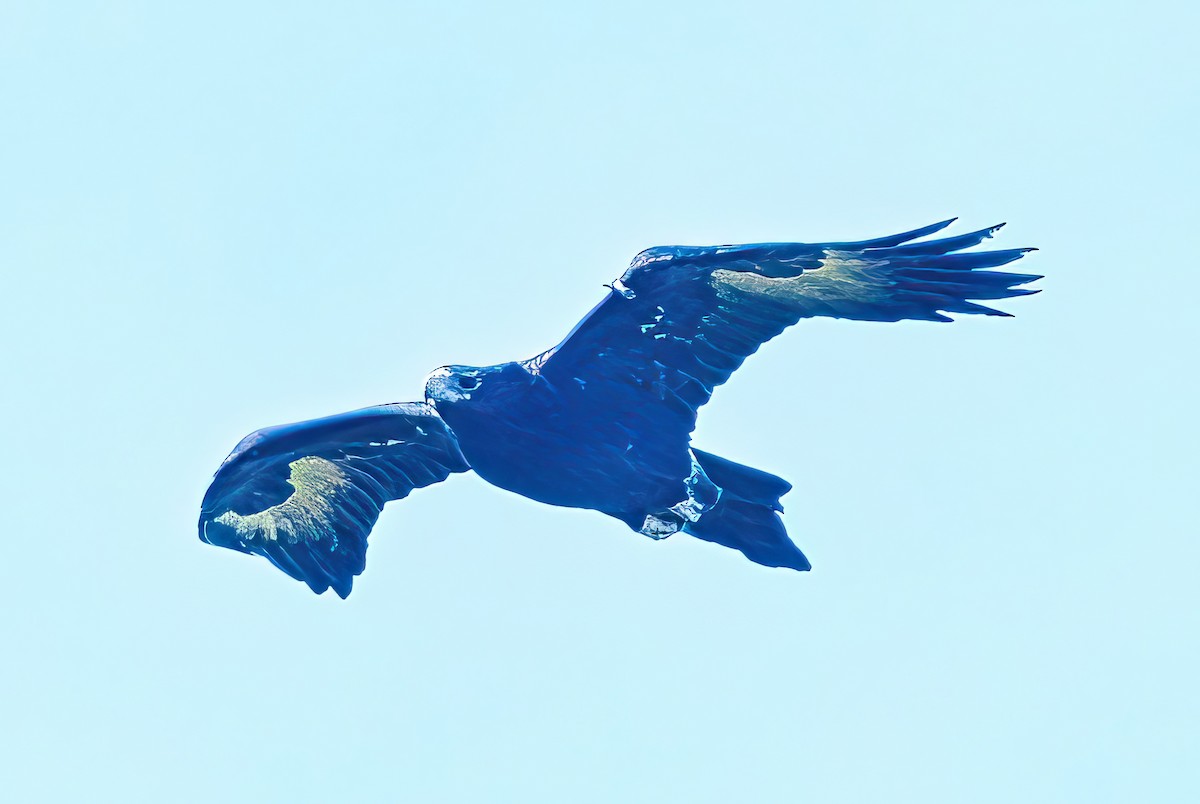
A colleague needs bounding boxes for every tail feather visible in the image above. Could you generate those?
[686,450,810,571]
[689,448,791,509]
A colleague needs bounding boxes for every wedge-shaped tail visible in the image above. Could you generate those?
[685,449,809,571]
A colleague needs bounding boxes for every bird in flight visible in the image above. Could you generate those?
[199,219,1039,597]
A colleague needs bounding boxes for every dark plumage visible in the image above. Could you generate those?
[199,219,1039,597]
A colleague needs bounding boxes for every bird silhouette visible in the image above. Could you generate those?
[199,219,1039,597]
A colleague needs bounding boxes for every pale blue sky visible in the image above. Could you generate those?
[2,1,1197,802]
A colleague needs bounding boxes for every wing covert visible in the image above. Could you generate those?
[199,402,469,597]
[526,220,1040,434]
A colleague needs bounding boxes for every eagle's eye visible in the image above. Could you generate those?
[459,376,480,391]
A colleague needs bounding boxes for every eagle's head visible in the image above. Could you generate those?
[424,362,559,440]
[424,362,540,407]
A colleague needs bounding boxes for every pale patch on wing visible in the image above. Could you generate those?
[711,250,893,306]
[215,456,351,545]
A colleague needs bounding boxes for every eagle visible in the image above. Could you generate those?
[199,219,1039,597]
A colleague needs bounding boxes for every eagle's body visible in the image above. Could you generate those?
[427,362,687,513]
[199,219,1040,597]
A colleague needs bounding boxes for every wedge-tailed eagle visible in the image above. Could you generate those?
[199,219,1039,597]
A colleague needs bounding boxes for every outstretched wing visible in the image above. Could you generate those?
[199,402,469,598]
[526,219,1040,436]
